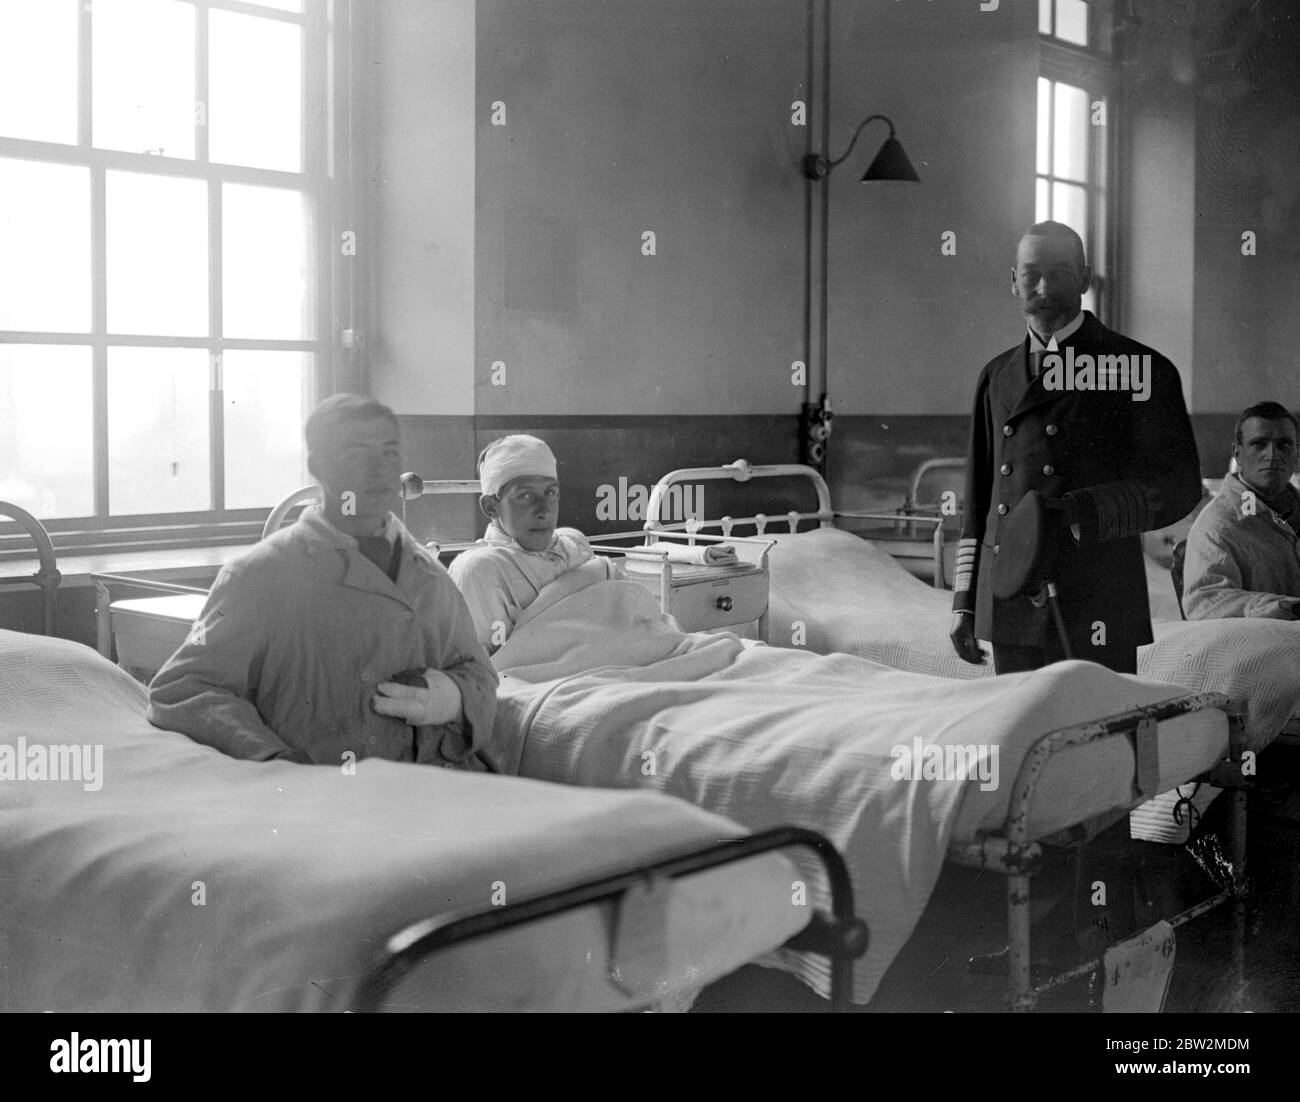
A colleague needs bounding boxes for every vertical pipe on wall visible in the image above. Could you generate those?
[802,0,818,412]
[817,0,831,405]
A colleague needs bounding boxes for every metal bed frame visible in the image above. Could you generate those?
[953,694,1249,1012]
[71,470,1257,1010]
[0,504,870,1013]
[638,459,1254,1011]
[642,458,952,587]
[354,825,868,1012]
[0,500,62,636]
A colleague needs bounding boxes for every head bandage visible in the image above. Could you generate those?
[478,435,558,496]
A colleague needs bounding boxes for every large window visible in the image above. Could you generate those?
[0,0,332,540]
[1037,0,1115,320]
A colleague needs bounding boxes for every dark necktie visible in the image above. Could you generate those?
[357,535,399,582]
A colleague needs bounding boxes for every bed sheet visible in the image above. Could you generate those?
[760,527,1300,755]
[0,629,803,1012]
[491,579,1227,1003]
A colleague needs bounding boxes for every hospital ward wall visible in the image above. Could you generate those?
[366,0,1295,546]
[368,0,1040,536]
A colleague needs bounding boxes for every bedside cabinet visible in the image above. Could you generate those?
[594,533,773,641]
[109,593,207,682]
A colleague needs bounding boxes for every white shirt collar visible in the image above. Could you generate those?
[1027,310,1085,352]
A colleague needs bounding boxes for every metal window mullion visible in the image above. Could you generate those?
[0,136,324,188]
[77,0,92,148]
[1046,80,1055,218]
[209,175,225,516]
[305,0,331,398]
[196,0,210,165]
[208,0,306,26]
[91,163,108,518]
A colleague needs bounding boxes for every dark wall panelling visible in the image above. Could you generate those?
[0,413,1258,648]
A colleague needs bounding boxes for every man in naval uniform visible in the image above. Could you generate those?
[950,221,1203,974]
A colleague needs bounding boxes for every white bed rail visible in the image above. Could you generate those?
[642,459,950,586]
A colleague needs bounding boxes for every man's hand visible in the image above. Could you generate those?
[1042,494,1082,530]
[949,613,986,664]
[373,668,463,726]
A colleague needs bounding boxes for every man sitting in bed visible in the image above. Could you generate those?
[1182,401,1300,621]
[148,394,498,767]
[448,435,620,652]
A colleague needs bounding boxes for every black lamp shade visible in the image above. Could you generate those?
[860,136,921,184]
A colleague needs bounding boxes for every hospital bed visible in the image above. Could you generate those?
[639,459,1300,758]
[317,477,1248,1011]
[612,461,1282,1008]
[75,476,1249,1011]
[0,502,869,1013]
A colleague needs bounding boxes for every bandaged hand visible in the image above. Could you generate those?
[372,668,463,727]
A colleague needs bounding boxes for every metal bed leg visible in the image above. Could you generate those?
[1006,868,1036,1012]
[94,578,113,660]
[1229,785,1249,1014]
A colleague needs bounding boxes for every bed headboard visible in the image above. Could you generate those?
[643,460,835,537]
[0,500,61,635]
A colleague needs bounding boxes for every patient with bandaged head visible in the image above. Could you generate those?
[449,435,624,652]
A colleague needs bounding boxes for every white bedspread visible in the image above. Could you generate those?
[492,579,1226,1003]
[761,527,1300,754]
[0,629,803,1012]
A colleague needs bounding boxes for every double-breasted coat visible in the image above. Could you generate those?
[953,311,1203,658]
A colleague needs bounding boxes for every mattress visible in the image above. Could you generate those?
[760,526,1300,755]
[489,577,1229,1003]
[0,629,805,1012]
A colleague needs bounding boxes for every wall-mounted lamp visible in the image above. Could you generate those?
[800,111,920,470]
[802,114,921,184]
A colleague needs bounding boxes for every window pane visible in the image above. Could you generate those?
[0,159,91,332]
[107,171,208,336]
[0,345,93,518]
[209,10,302,172]
[223,351,311,509]
[1052,81,1089,182]
[245,0,304,11]
[93,0,196,159]
[1036,78,1051,176]
[1039,0,1052,36]
[223,184,314,340]
[1055,0,1088,47]
[1051,182,1088,259]
[108,348,210,514]
[0,0,78,144]
[1035,177,1049,223]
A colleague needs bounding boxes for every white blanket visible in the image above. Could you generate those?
[0,629,802,1012]
[492,578,1225,1003]
[761,527,1300,754]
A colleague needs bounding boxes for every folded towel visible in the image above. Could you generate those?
[644,541,739,567]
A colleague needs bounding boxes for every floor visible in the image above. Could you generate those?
[693,741,1300,1013]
